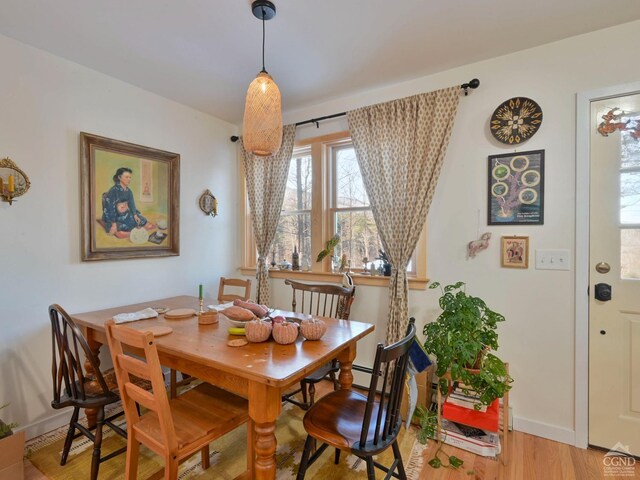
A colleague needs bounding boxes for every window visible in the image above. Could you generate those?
[241,131,426,287]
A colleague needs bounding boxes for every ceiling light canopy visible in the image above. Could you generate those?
[243,0,282,157]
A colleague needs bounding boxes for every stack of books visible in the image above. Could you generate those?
[445,382,487,412]
[435,418,501,457]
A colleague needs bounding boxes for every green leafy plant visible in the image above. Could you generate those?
[414,406,464,470]
[423,281,513,408]
[316,234,340,262]
[0,403,18,440]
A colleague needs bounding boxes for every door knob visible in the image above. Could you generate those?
[594,283,612,301]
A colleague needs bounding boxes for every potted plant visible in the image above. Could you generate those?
[0,404,24,479]
[423,281,513,408]
[376,249,391,276]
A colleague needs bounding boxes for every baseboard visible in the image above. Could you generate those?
[513,415,576,446]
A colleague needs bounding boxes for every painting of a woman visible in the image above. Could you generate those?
[102,167,154,236]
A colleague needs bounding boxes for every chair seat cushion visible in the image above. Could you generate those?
[135,383,249,450]
[302,361,338,383]
[303,389,383,452]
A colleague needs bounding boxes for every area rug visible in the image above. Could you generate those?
[27,403,425,479]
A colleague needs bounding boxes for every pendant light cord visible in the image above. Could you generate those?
[261,7,266,73]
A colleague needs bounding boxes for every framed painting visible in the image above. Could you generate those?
[488,150,544,225]
[501,236,529,268]
[80,132,180,261]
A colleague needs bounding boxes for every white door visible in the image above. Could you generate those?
[589,93,640,455]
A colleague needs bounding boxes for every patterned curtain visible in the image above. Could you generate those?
[347,87,460,343]
[241,124,296,305]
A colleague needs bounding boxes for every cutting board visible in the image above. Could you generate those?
[164,308,196,320]
[144,325,173,337]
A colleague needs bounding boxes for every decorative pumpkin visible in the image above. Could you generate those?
[245,319,272,343]
[300,318,327,341]
[272,321,299,345]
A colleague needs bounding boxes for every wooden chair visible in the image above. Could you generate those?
[105,320,249,480]
[296,318,416,480]
[168,277,253,398]
[282,279,356,409]
[217,277,252,303]
[49,304,128,480]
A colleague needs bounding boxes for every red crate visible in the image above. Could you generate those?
[442,397,500,432]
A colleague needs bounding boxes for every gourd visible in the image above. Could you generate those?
[222,306,256,322]
[300,318,327,340]
[272,321,299,345]
[245,319,272,343]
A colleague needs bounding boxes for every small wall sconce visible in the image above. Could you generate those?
[198,189,218,217]
[0,157,30,206]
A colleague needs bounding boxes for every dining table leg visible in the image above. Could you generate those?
[248,382,281,479]
[337,343,356,389]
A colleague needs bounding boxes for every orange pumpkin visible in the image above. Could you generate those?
[272,321,299,345]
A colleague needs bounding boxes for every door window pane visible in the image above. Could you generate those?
[621,229,640,279]
[621,114,640,169]
[621,171,640,225]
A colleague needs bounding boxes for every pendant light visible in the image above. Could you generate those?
[243,0,282,157]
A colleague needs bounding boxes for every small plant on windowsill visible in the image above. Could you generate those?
[316,234,340,263]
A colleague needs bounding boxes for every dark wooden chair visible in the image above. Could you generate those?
[282,279,356,409]
[105,320,249,479]
[218,277,252,303]
[296,318,416,480]
[49,304,128,480]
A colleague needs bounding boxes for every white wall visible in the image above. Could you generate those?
[263,20,640,445]
[0,34,239,436]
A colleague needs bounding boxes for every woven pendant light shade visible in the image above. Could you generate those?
[243,71,283,156]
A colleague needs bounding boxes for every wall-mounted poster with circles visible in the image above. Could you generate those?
[488,150,544,225]
[490,97,543,144]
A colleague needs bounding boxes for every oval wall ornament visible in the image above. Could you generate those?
[490,97,543,145]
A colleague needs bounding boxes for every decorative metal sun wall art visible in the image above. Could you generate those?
[490,97,543,145]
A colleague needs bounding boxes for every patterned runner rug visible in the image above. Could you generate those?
[28,403,425,479]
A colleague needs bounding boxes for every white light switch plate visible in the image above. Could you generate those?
[535,249,571,270]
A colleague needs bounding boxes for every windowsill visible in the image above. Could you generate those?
[239,267,428,290]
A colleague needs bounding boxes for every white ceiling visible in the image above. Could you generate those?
[1,0,639,124]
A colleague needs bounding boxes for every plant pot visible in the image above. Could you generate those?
[383,264,391,276]
[0,430,25,480]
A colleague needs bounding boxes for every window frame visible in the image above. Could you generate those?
[240,131,428,289]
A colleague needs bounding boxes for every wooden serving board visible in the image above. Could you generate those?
[164,308,196,320]
[144,325,173,337]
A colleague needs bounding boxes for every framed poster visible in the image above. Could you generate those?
[488,150,544,225]
[80,132,180,261]
[501,236,529,268]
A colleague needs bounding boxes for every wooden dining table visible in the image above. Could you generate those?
[70,295,375,480]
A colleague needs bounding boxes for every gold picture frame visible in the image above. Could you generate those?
[80,132,180,261]
[500,236,529,269]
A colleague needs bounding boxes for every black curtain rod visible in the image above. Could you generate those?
[231,78,479,142]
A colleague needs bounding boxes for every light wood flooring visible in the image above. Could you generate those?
[25,381,631,479]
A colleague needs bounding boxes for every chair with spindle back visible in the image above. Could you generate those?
[49,304,128,480]
[282,279,356,409]
[296,319,416,480]
[105,320,249,480]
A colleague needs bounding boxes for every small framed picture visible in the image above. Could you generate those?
[501,236,529,268]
